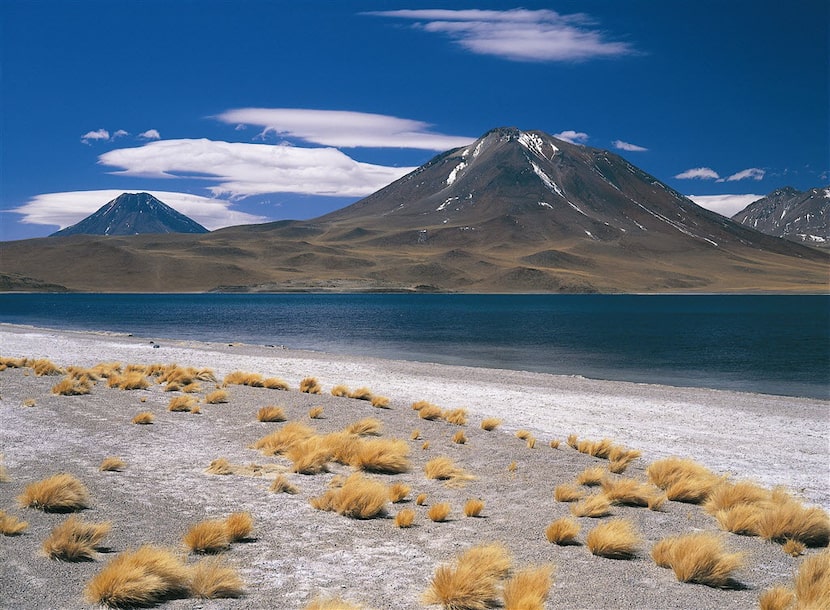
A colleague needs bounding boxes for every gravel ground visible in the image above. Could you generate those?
[0,324,827,609]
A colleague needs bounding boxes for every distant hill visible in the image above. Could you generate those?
[2,128,827,293]
[50,192,208,236]
[731,187,829,246]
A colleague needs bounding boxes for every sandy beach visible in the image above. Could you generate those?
[0,323,827,609]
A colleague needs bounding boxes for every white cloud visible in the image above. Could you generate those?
[80,129,110,144]
[138,129,161,140]
[112,129,129,139]
[367,9,635,62]
[12,190,268,231]
[216,108,473,150]
[674,167,720,180]
[98,139,417,199]
[553,130,589,144]
[612,139,647,152]
[725,167,765,182]
[687,194,763,217]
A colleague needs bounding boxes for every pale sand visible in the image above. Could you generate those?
[0,323,827,609]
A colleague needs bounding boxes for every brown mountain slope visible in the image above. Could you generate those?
[1,128,827,293]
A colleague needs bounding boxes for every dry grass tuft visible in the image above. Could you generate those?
[704,480,770,515]
[224,512,253,542]
[423,543,512,610]
[507,461,517,473]
[330,384,350,397]
[206,458,234,475]
[23,398,36,407]
[428,502,452,522]
[463,498,484,518]
[422,441,430,450]
[345,417,383,436]
[395,508,416,528]
[308,406,324,419]
[18,473,90,512]
[576,437,615,459]
[526,436,537,449]
[131,411,154,425]
[410,428,421,440]
[576,466,607,487]
[793,550,830,608]
[99,457,126,472]
[310,473,388,519]
[370,395,390,408]
[545,517,581,545]
[570,494,612,518]
[425,457,474,483]
[51,376,92,396]
[452,430,467,445]
[42,515,111,561]
[416,493,428,506]
[650,532,744,588]
[756,498,830,547]
[601,478,661,507]
[0,356,28,368]
[299,377,322,394]
[502,565,554,610]
[0,510,28,535]
[549,439,560,449]
[304,596,366,610]
[714,504,764,536]
[190,556,245,599]
[411,400,432,411]
[348,387,374,401]
[515,429,532,441]
[758,586,795,610]
[168,395,197,412]
[253,421,316,456]
[647,457,722,503]
[183,520,230,554]
[480,418,501,431]
[418,404,444,420]
[586,518,641,559]
[351,438,411,474]
[84,545,190,607]
[270,474,299,494]
[257,406,287,422]
[665,473,724,504]
[443,408,468,426]
[263,377,289,390]
[389,482,411,503]
[782,539,805,557]
[31,358,63,376]
[554,483,586,503]
[204,389,229,404]
[287,437,331,475]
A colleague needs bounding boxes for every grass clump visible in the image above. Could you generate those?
[423,543,511,610]
[270,474,299,494]
[348,387,373,401]
[601,478,661,507]
[515,429,532,441]
[308,406,324,419]
[782,539,805,557]
[646,457,722,504]
[416,493,428,506]
[395,508,416,528]
[345,417,383,436]
[370,395,390,408]
[424,457,475,484]
[43,515,111,561]
[480,418,501,431]
[452,430,467,445]
[99,457,126,472]
[257,406,287,422]
[18,473,90,512]
[758,586,796,610]
[794,550,830,608]
[428,502,452,522]
[168,395,197,412]
[418,404,444,421]
[204,389,228,404]
[650,532,744,588]
[502,565,554,610]
[299,377,322,394]
[51,376,92,396]
[330,384,350,397]
[190,556,245,599]
[586,518,641,559]
[132,411,154,424]
[389,482,411,503]
[756,496,830,547]
[443,408,468,426]
[31,358,63,376]
[304,596,366,610]
[463,498,484,517]
[263,377,289,390]
[224,512,253,542]
[576,466,607,487]
[287,437,331,475]
[183,520,230,554]
[352,438,411,474]
[570,494,612,518]
[253,421,316,456]
[545,517,580,545]
[310,473,388,519]
[84,545,190,607]
[549,439,561,449]
[0,510,28,535]
[206,458,234,475]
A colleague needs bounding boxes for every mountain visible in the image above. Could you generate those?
[731,186,829,246]
[2,128,827,293]
[50,192,208,236]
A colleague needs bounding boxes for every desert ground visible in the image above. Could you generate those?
[0,323,827,609]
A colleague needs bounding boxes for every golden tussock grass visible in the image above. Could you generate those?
[411,400,433,411]
[463,498,484,517]
[223,370,264,387]
[287,437,331,475]
[507,461,517,473]
[0,356,28,368]
[310,473,389,519]
[410,428,421,440]
[269,474,299,494]
[42,515,111,561]
[99,457,126,472]
[224,512,253,542]
[418,404,444,420]
[330,384,350,397]
[168,395,197,412]
[204,389,229,404]
[323,432,361,465]
[257,406,287,422]
[428,502,452,522]
[576,437,615,459]
[351,438,411,474]
[183,519,230,554]
[308,406,324,419]
[206,458,234,475]
[131,411,154,424]
[424,457,474,483]
[0,456,8,482]
[84,545,191,607]
[299,377,322,394]
[586,518,641,559]
[348,387,374,401]
[19,473,90,512]
[181,382,201,394]
[549,439,560,449]
[554,483,585,502]
[416,493,428,506]
[758,586,795,610]
[345,417,383,436]
[570,494,612,518]
[704,480,770,515]
[422,441,430,450]
[253,421,315,456]
[118,372,151,391]
[526,436,536,449]
[163,382,181,392]
[395,508,416,528]
[515,429,532,441]
[31,358,63,376]
[51,376,92,396]
[423,543,512,610]
[566,433,579,448]
[545,517,580,545]
[371,395,390,408]
[756,499,830,547]
[782,539,805,557]
[646,457,722,504]
[0,510,28,535]
[575,466,607,487]
[23,398,36,407]
[388,482,410,503]
[502,564,554,610]
[601,478,661,507]
[650,532,744,588]
[664,472,724,504]
[263,377,289,390]
[714,504,764,536]
[304,596,366,610]
[190,556,245,599]
[793,550,830,608]
[452,430,467,445]
[443,408,468,426]
[480,418,501,431]
[608,449,642,474]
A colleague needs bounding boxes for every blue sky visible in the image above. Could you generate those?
[1,0,827,241]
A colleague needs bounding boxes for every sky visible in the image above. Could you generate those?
[1,0,827,241]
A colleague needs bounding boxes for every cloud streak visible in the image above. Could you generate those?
[553,130,589,144]
[613,139,647,152]
[674,167,720,180]
[12,190,267,230]
[687,194,762,217]
[80,129,111,144]
[98,139,417,199]
[725,167,765,181]
[216,108,473,150]
[367,9,635,62]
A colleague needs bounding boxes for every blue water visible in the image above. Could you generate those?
[0,294,827,399]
